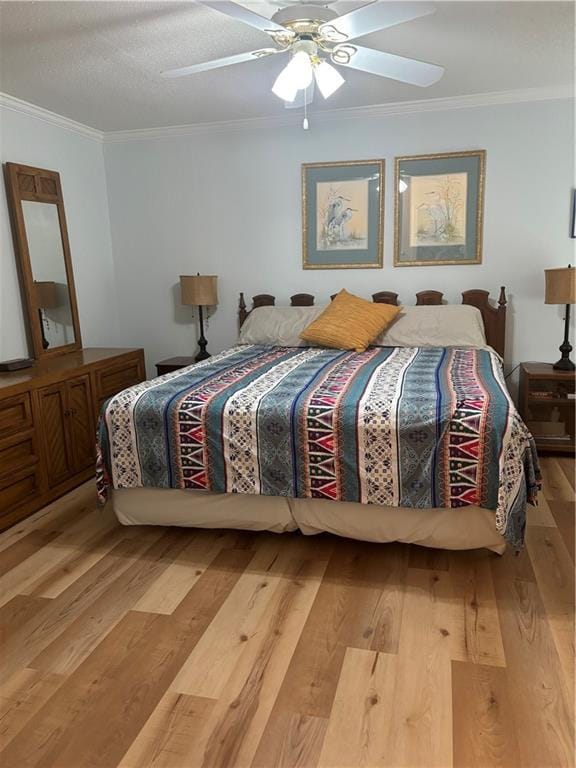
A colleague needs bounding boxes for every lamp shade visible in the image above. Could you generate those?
[180,275,218,306]
[34,280,59,309]
[545,267,576,305]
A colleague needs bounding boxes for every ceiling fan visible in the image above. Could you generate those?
[162,1,444,121]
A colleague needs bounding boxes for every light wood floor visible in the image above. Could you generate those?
[0,457,574,768]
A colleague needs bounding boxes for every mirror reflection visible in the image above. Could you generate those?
[22,201,75,349]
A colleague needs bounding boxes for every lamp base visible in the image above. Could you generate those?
[195,349,211,363]
[553,356,575,371]
[195,305,210,363]
[553,328,575,371]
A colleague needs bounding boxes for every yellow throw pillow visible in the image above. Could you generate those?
[300,289,401,352]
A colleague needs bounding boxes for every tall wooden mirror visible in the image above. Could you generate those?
[4,163,82,359]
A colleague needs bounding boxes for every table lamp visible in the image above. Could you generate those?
[180,274,218,362]
[34,280,59,350]
[545,265,576,371]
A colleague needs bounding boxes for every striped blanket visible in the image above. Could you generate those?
[96,345,540,548]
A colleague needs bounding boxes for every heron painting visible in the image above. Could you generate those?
[394,150,486,267]
[316,180,368,251]
[302,160,384,270]
[409,173,467,247]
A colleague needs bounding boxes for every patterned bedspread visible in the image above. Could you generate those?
[96,345,540,548]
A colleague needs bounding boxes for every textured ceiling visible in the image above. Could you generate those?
[0,1,573,131]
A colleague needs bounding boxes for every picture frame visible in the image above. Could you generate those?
[394,150,486,267]
[302,159,384,269]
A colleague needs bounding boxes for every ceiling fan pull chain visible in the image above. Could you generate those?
[303,85,309,130]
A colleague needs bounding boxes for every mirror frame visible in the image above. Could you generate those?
[4,162,82,359]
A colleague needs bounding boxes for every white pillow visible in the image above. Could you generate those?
[239,305,326,347]
[375,305,487,348]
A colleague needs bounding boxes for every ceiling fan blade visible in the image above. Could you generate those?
[162,47,282,78]
[284,81,315,109]
[201,1,294,41]
[319,2,435,42]
[332,45,443,87]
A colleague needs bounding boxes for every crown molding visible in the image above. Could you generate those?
[103,84,573,143]
[2,85,572,145]
[0,92,104,143]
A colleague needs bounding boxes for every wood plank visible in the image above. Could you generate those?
[30,529,194,675]
[261,712,328,768]
[318,647,397,768]
[0,549,253,768]
[525,525,575,686]
[452,661,521,768]
[118,693,216,768]
[408,544,450,571]
[540,458,575,502]
[0,529,59,578]
[549,500,575,563]
[368,543,409,654]
[0,507,119,608]
[0,531,163,684]
[171,538,287,698]
[0,668,65,751]
[257,541,407,727]
[23,525,124,598]
[526,491,557,527]
[0,480,95,553]
[557,456,575,491]
[445,553,506,667]
[489,543,536,583]
[492,574,574,767]
[133,530,238,615]
[0,595,50,647]
[200,557,328,768]
[382,568,453,768]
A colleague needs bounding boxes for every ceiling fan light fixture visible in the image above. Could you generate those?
[271,50,313,101]
[272,69,298,102]
[314,60,345,99]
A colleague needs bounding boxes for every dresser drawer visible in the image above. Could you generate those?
[0,465,40,514]
[0,392,33,439]
[94,355,145,406]
[0,431,38,477]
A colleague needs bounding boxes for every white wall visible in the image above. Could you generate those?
[4,96,572,383]
[0,105,119,359]
[104,98,575,380]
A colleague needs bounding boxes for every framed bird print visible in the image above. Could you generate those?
[302,160,384,269]
[394,150,486,267]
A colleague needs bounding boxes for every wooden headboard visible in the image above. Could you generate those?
[238,287,507,359]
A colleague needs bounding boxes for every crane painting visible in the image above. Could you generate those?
[303,160,384,269]
[316,180,369,251]
[409,172,468,247]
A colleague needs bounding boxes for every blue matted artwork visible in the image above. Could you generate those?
[394,150,486,267]
[302,160,384,269]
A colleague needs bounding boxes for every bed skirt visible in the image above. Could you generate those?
[111,488,506,554]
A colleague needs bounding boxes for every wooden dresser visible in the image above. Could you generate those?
[0,348,145,530]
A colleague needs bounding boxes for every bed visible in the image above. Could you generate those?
[97,287,540,553]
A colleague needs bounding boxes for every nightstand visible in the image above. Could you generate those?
[519,362,575,453]
[155,357,196,376]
